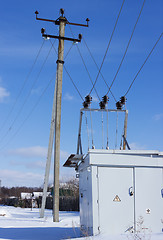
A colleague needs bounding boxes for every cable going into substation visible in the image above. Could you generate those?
[101,111,104,149]
[106,108,109,149]
[89,0,126,96]
[115,111,119,149]
[68,24,101,101]
[0,40,45,133]
[106,0,146,96]
[124,32,163,96]
[83,37,117,102]
[89,108,94,149]
[49,23,97,149]
[85,111,90,151]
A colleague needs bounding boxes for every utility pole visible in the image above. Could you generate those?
[35,9,89,222]
[40,79,57,218]
[53,15,65,222]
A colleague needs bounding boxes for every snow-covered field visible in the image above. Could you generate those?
[0,206,80,240]
[0,206,162,240]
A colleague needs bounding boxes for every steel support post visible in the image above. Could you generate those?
[77,111,83,154]
[123,110,128,150]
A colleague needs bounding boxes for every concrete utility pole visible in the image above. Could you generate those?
[53,16,65,222]
[40,79,57,218]
[35,9,89,222]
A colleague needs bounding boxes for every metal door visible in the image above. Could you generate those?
[79,167,93,235]
[79,169,88,233]
[135,167,163,233]
[98,167,134,234]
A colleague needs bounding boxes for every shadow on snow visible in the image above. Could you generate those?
[0,227,81,240]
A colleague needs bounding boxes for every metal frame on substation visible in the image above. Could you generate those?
[63,108,129,170]
[77,108,128,155]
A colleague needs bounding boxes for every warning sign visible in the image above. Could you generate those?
[113,195,121,202]
[146,208,151,214]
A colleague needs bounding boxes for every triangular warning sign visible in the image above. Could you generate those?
[113,195,121,202]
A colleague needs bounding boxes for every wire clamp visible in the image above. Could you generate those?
[56,60,65,64]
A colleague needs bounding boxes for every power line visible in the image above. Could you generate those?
[124,32,163,96]
[89,0,126,95]
[106,0,146,95]
[76,43,101,100]
[68,25,101,101]
[0,35,79,149]
[83,37,117,102]
[0,41,54,144]
[0,40,45,133]
[0,73,55,151]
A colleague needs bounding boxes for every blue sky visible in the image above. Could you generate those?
[0,0,162,187]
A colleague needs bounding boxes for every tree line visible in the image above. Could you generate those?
[0,179,79,211]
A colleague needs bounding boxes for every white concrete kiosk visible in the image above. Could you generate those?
[78,149,163,235]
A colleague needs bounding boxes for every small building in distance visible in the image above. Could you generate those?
[21,192,51,200]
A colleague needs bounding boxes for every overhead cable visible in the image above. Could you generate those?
[0,40,45,133]
[124,32,163,96]
[106,0,146,95]
[89,0,126,95]
[0,73,55,151]
[0,41,54,144]
[0,38,76,148]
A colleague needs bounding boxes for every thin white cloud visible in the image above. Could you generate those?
[153,113,163,121]
[130,142,147,150]
[60,150,69,160]
[0,86,10,102]
[0,45,50,58]
[64,93,74,101]
[92,95,99,103]
[10,159,46,169]
[8,146,47,158]
[8,146,69,160]
[3,146,71,186]
[31,87,41,95]
[0,169,44,187]
[0,166,75,187]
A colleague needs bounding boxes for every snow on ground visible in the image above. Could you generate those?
[0,206,80,240]
[0,206,163,240]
